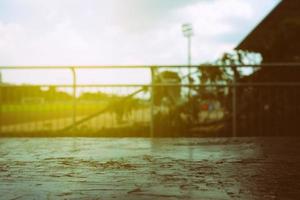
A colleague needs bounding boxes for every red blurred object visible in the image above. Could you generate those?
[201,103,209,111]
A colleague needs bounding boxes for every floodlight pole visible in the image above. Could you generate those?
[188,35,192,72]
[182,23,193,98]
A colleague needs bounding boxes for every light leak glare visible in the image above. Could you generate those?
[1,68,151,97]
[1,69,151,85]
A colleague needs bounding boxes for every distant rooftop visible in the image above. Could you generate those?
[236,0,300,62]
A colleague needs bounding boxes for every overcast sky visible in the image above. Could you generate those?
[0,0,280,66]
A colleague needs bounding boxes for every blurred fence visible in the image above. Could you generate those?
[0,64,300,137]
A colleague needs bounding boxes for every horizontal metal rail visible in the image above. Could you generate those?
[0,63,300,70]
[1,64,300,137]
[2,83,300,87]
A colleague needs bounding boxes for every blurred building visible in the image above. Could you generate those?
[235,0,300,136]
[237,0,300,62]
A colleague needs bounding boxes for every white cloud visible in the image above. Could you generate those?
[174,0,253,36]
[0,0,279,84]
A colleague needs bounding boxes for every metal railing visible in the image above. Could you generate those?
[0,64,300,137]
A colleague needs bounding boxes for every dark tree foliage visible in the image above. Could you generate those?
[153,50,264,137]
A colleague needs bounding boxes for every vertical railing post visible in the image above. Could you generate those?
[232,66,237,137]
[71,68,77,128]
[150,67,155,138]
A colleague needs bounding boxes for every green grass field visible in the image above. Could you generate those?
[0,102,109,125]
